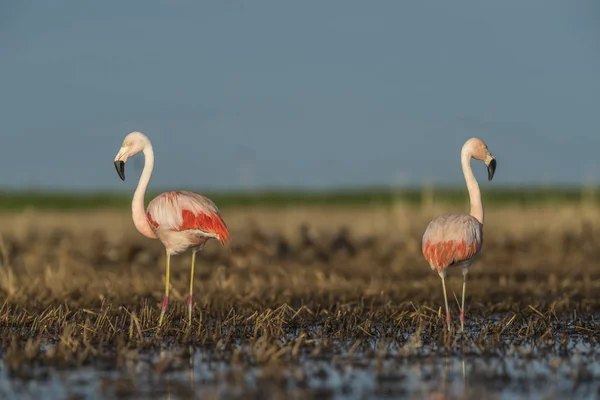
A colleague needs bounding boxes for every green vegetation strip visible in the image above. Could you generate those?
[0,186,595,210]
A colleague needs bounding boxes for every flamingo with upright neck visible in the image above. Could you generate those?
[421,137,497,332]
[114,131,231,327]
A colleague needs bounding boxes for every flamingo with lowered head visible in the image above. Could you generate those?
[421,137,496,332]
[114,131,231,327]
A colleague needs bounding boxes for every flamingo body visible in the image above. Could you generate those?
[422,213,482,275]
[113,131,230,327]
[420,137,496,332]
[146,191,230,255]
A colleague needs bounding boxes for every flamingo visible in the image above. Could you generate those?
[113,131,231,327]
[421,137,496,332]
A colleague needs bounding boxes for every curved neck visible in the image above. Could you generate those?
[461,147,484,224]
[132,143,157,239]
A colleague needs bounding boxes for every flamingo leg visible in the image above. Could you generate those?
[439,273,451,331]
[188,251,196,326]
[158,251,171,327]
[460,271,467,333]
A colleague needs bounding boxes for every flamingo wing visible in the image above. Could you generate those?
[146,191,231,245]
[421,213,482,271]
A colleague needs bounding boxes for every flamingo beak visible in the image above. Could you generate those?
[114,160,125,181]
[486,157,496,181]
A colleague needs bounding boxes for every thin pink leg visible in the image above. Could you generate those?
[158,252,171,327]
[187,251,197,326]
[440,273,451,331]
[460,272,467,333]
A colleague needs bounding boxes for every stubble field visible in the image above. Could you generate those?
[0,195,599,399]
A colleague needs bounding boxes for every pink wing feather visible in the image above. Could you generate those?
[422,213,482,272]
[146,191,230,245]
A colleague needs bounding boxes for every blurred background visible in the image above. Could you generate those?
[0,1,598,271]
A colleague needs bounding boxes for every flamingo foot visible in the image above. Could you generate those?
[158,296,169,327]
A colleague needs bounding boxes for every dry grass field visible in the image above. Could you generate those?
[0,202,599,398]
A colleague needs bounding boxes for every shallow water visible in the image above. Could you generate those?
[2,320,600,400]
[3,351,599,400]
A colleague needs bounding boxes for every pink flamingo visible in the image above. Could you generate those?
[113,131,231,327]
[421,138,496,332]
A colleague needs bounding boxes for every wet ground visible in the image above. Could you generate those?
[0,207,599,399]
[2,314,600,400]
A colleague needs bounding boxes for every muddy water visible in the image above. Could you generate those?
[1,334,598,400]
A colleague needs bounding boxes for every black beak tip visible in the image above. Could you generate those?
[487,158,497,181]
[114,161,125,181]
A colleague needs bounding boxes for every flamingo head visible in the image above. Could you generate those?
[113,131,150,181]
[464,137,496,181]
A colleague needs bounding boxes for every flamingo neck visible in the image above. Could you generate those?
[132,143,157,239]
[461,146,484,224]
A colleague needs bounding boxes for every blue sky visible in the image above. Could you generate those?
[1,1,599,191]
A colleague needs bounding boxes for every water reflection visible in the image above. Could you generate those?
[424,358,467,400]
[1,341,599,399]
[189,345,195,393]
